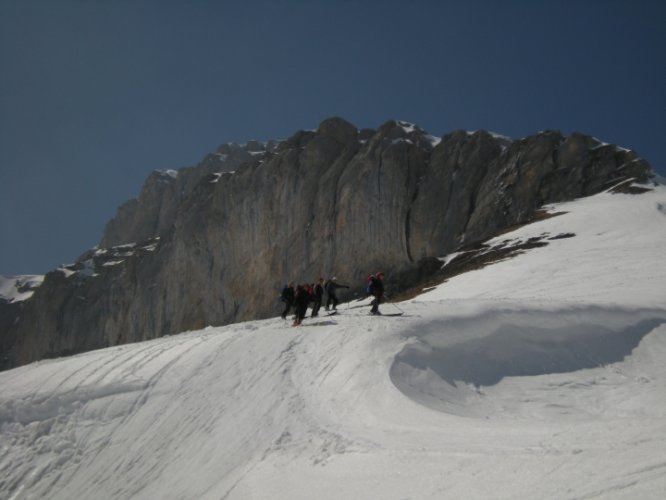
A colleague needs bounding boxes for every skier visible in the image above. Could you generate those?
[311,278,325,317]
[293,284,311,326]
[325,277,349,311]
[280,282,295,320]
[368,272,385,315]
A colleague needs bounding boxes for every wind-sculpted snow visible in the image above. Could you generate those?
[0,301,666,499]
[390,306,666,418]
[2,301,666,499]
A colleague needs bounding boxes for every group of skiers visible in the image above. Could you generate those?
[280,273,385,326]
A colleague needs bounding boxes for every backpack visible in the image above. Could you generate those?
[367,277,375,295]
[368,276,382,296]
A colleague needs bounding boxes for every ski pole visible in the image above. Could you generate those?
[385,294,404,314]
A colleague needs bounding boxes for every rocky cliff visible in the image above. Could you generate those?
[0,118,653,370]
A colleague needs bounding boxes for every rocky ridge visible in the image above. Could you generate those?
[0,117,654,370]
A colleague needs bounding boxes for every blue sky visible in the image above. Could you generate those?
[1,0,664,276]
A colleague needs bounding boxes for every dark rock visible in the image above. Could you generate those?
[1,118,655,370]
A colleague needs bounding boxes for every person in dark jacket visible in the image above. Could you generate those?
[311,278,325,317]
[293,284,311,326]
[280,282,295,319]
[325,277,349,311]
[368,272,384,315]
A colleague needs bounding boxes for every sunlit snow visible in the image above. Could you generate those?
[0,275,44,303]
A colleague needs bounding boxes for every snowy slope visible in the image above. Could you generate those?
[0,275,43,303]
[1,185,666,499]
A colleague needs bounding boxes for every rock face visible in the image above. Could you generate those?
[99,141,279,248]
[0,118,653,370]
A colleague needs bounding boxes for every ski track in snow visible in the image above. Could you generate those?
[3,305,665,500]
[1,186,666,499]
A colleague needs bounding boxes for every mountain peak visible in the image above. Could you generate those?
[0,118,656,370]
